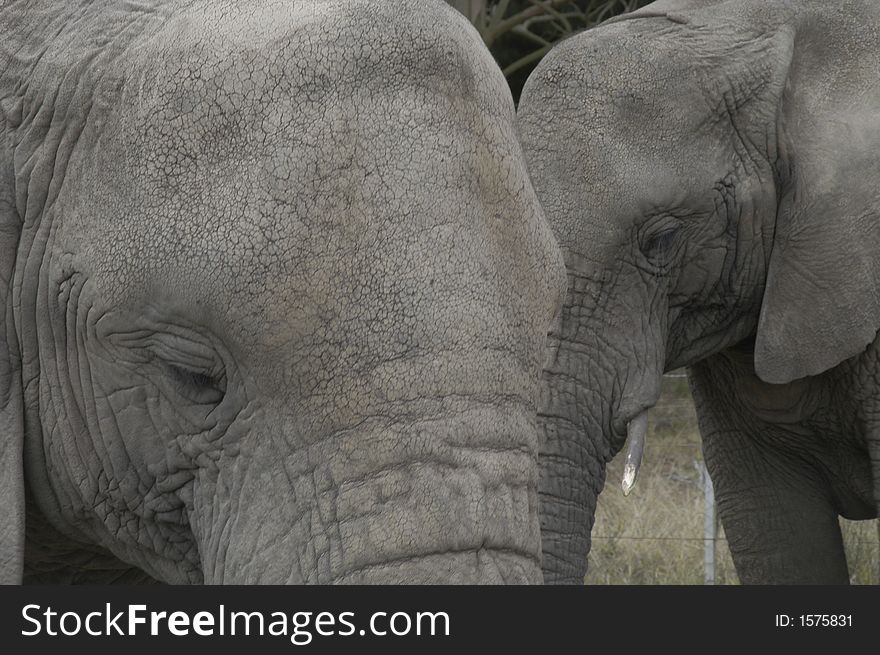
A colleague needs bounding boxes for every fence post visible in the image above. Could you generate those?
[703,463,716,585]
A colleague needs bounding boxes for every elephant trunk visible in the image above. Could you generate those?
[538,258,664,584]
[191,402,542,584]
[538,330,609,584]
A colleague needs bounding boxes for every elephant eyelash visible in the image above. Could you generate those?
[168,365,221,390]
[641,225,681,257]
[163,362,227,405]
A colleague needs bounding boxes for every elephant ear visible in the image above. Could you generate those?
[754,28,880,384]
[0,105,24,584]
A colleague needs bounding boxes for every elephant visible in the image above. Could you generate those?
[517,0,880,584]
[0,0,566,584]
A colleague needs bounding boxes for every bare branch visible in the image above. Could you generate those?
[482,0,572,46]
[502,43,553,77]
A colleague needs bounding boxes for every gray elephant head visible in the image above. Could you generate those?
[518,0,880,583]
[0,0,565,584]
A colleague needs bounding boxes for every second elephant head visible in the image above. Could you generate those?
[518,0,880,583]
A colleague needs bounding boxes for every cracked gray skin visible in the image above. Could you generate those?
[518,0,880,584]
[0,0,566,584]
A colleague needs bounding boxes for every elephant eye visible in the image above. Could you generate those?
[641,225,680,258]
[164,363,226,405]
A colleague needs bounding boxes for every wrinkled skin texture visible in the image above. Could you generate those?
[0,0,566,584]
[518,0,880,584]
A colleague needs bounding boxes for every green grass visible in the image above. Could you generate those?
[583,374,880,585]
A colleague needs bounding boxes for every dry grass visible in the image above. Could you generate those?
[583,374,880,585]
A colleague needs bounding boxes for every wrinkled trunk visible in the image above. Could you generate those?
[538,254,664,584]
[538,333,608,584]
[191,403,542,584]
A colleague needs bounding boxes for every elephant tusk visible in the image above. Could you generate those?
[621,411,649,496]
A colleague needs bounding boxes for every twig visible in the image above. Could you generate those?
[482,0,573,46]
[502,43,554,77]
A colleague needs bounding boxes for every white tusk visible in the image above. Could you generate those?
[621,411,649,496]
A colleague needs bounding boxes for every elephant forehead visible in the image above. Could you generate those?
[117,0,482,144]
[52,0,533,352]
[69,107,524,354]
[519,25,741,244]
[74,0,508,242]
[75,161,506,342]
[68,133,508,347]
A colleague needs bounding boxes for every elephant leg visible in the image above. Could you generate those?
[704,428,848,584]
[689,360,849,585]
